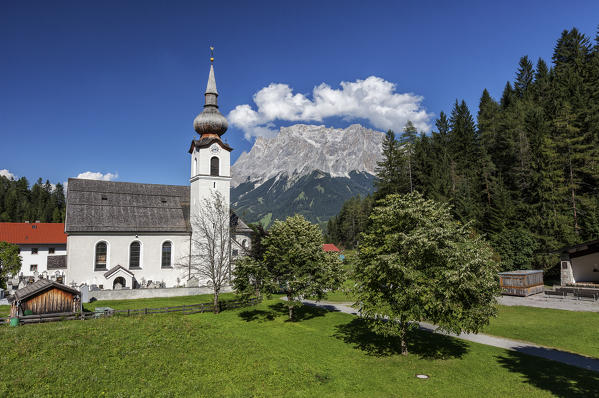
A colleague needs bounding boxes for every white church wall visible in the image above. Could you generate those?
[66,233,190,289]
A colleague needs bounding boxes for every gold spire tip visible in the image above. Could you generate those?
[210,46,214,63]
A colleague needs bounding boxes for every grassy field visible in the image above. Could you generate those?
[0,305,8,317]
[1,298,598,397]
[484,305,599,358]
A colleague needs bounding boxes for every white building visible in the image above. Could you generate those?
[0,222,67,285]
[63,60,251,290]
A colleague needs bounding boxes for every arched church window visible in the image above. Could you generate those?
[95,242,107,270]
[193,158,197,176]
[161,241,172,268]
[210,157,219,176]
[129,241,141,269]
[242,239,247,248]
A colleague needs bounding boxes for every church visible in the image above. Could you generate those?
[63,59,252,290]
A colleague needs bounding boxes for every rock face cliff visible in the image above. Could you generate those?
[231,124,384,226]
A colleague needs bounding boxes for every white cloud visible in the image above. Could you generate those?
[228,76,433,140]
[0,169,16,179]
[76,171,119,181]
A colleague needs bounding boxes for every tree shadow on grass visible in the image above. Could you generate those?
[238,302,330,323]
[334,318,469,359]
[496,350,599,397]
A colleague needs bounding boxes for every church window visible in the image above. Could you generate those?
[210,157,219,176]
[95,242,107,270]
[161,242,172,268]
[242,239,247,248]
[129,241,141,269]
[193,158,197,175]
[30,264,38,272]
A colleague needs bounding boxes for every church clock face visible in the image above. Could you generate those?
[210,145,220,154]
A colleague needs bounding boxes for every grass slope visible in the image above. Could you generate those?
[1,299,598,397]
[484,305,599,358]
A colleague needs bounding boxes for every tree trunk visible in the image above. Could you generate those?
[399,321,408,355]
[568,148,579,234]
[213,289,220,314]
[287,294,294,321]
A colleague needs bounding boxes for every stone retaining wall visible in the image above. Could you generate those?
[89,286,232,301]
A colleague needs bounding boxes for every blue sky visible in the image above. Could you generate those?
[1,1,597,187]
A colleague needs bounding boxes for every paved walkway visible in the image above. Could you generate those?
[297,299,599,373]
[498,294,599,312]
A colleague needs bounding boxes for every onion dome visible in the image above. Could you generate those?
[193,60,228,137]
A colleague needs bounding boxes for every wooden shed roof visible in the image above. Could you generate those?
[12,279,80,302]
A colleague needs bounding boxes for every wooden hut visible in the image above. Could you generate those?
[498,270,544,296]
[9,279,81,316]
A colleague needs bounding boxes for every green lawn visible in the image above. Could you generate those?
[1,299,598,397]
[0,305,8,317]
[484,305,599,358]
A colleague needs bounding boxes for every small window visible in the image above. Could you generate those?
[232,249,239,256]
[101,195,108,201]
[30,264,38,272]
[130,241,141,268]
[210,157,219,176]
[161,242,172,268]
[95,242,107,270]
[48,247,55,254]
[31,248,38,255]
[242,240,247,249]
[161,198,167,204]
[31,225,37,229]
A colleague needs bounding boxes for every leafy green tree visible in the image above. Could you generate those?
[354,193,499,355]
[236,215,344,320]
[0,241,21,289]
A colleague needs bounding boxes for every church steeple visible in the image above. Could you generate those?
[193,49,228,138]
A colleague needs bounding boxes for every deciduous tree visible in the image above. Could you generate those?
[354,193,499,355]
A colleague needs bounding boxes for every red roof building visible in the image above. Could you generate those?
[322,243,341,252]
[0,223,67,244]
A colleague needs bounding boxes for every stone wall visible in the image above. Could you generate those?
[89,286,232,301]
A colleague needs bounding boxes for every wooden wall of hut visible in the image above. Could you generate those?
[21,288,77,314]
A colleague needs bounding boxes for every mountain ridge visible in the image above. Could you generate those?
[231,124,384,226]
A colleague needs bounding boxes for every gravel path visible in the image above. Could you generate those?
[296,299,599,373]
[498,294,599,312]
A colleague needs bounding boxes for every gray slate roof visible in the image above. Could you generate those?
[230,211,252,233]
[47,255,67,269]
[66,179,191,233]
[12,279,80,302]
[188,137,233,153]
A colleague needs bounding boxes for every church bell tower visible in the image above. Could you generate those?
[188,50,232,218]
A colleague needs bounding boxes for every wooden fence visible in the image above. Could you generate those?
[0,297,260,326]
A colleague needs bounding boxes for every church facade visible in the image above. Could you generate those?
[64,61,251,290]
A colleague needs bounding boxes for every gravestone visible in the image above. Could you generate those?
[80,285,90,303]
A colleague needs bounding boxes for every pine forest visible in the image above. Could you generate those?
[327,28,599,277]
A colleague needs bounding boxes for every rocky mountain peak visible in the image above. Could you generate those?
[231,124,384,187]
